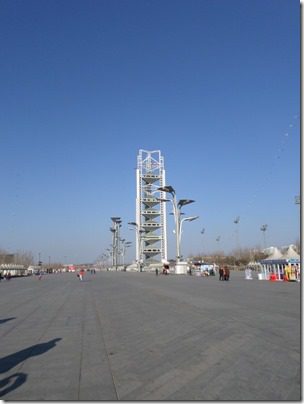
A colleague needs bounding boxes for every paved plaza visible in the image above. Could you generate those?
[0,270,301,401]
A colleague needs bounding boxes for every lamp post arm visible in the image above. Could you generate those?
[179,217,186,245]
[179,216,199,257]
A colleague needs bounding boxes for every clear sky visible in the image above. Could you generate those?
[0,0,300,264]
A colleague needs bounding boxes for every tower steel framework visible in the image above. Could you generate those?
[136,150,168,265]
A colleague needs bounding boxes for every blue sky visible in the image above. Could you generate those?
[0,0,300,264]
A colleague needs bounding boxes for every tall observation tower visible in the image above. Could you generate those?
[135,150,168,266]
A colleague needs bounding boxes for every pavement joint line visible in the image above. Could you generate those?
[91,286,120,400]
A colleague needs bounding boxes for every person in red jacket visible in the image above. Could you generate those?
[79,269,85,281]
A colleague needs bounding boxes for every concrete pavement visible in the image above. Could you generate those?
[0,271,301,400]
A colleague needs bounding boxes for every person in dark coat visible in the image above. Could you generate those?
[224,266,230,281]
[219,267,224,281]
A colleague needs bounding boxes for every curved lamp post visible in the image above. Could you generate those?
[158,185,198,264]
[179,216,199,248]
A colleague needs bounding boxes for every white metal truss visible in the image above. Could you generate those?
[136,150,167,264]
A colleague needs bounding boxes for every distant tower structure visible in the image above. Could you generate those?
[136,150,168,265]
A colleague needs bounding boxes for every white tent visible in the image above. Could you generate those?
[281,245,300,260]
[260,245,300,281]
[264,247,284,260]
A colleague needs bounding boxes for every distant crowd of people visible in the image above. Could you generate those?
[77,268,96,281]
[156,264,231,280]
[0,272,12,281]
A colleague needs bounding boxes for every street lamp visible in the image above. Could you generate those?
[128,222,145,272]
[109,228,116,267]
[260,224,268,250]
[106,248,112,269]
[111,217,122,270]
[233,216,240,262]
[120,240,132,267]
[158,185,198,271]
[215,236,221,266]
[200,227,205,259]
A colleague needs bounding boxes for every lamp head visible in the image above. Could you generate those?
[178,199,195,208]
[111,217,121,223]
[157,198,170,203]
[158,185,175,195]
[184,215,199,222]
[234,216,240,224]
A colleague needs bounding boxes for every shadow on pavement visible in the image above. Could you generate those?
[0,372,27,397]
[0,338,62,397]
[0,317,16,324]
[0,338,62,374]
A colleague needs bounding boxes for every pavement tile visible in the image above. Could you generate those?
[0,271,300,401]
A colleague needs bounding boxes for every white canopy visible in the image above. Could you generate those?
[264,247,284,260]
[281,245,300,260]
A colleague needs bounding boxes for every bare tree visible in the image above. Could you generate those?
[14,250,34,266]
[0,248,14,264]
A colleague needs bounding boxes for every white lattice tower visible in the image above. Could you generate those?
[136,150,167,265]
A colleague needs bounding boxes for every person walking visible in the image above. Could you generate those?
[79,269,85,281]
[219,267,224,281]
